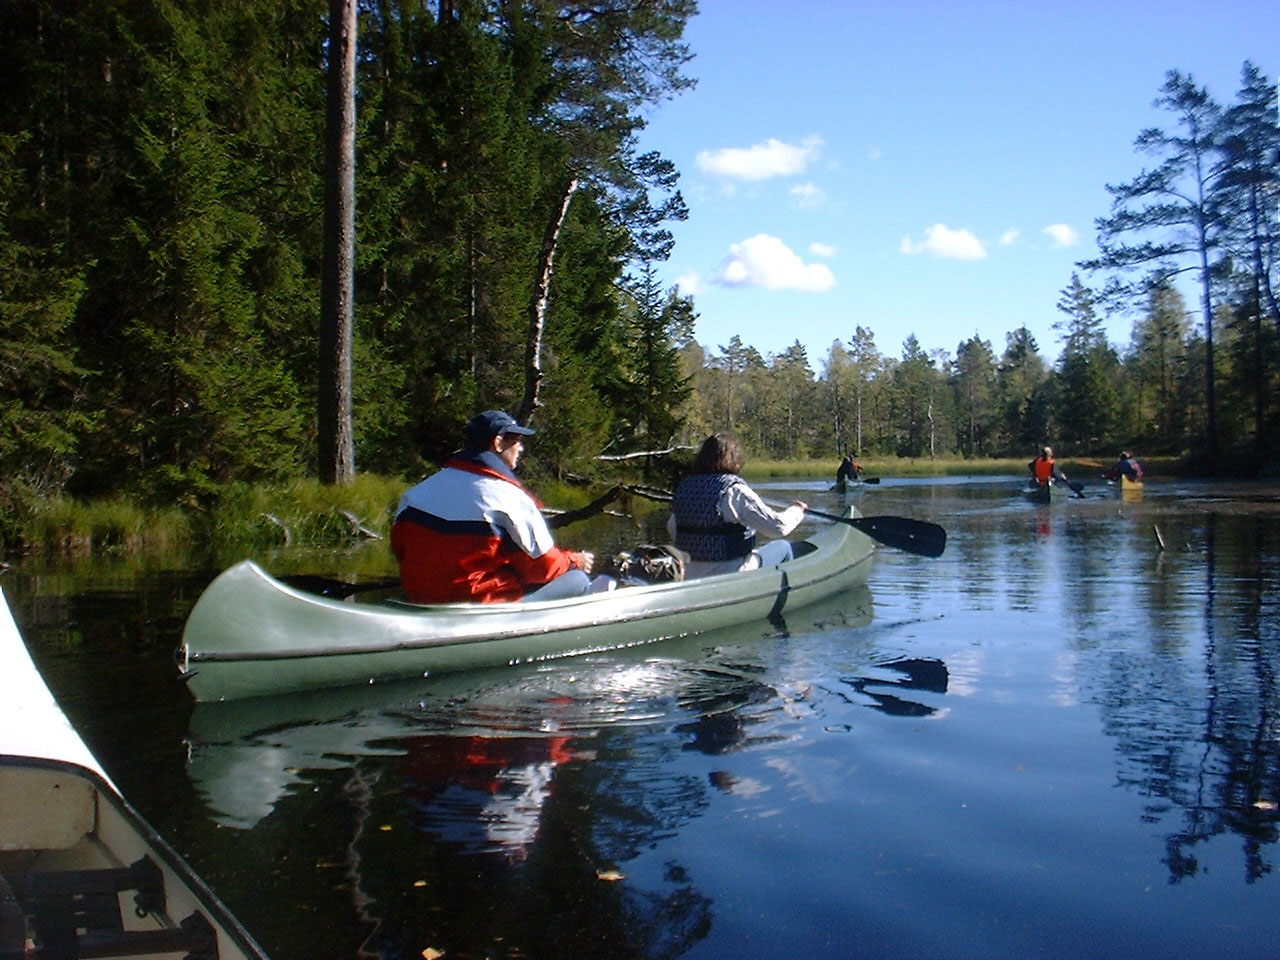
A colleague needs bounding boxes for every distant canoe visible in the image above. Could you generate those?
[1023,480,1069,503]
[830,477,879,493]
[1106,475,1143,495]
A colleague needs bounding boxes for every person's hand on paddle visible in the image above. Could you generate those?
[574,551,595,573]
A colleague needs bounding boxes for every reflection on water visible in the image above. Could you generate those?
[6,478,1280,959]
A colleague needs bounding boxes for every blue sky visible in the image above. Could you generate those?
[635,0,1273,371]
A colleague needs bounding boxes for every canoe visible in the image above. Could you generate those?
[1104,475,1143,495]
[1022,480,1069,503]
[179,508,876,702]
[0,587,269,960]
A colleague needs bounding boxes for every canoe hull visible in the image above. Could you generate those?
[180,514,875,701]
[0,588,269,960]
[1023,481,1068,503]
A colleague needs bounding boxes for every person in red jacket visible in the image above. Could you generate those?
[1028,445,1069,486]
[391,410,601,603]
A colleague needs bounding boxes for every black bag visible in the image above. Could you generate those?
[603,544,688,585]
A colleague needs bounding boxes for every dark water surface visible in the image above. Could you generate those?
[6,476,1279,959]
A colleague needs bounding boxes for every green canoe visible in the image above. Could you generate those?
[1023,480,1070,503]
[179,507,876,702]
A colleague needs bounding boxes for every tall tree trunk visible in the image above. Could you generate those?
[318,0,357,484]
[519,177,577,424]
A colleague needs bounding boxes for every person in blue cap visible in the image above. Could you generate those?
[391,410,603,603]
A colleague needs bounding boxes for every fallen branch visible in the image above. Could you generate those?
[595,445,696,462]
[618,483,672,502]
[546,485,623,529]
[340,509,381,540]
[261,513,292,546]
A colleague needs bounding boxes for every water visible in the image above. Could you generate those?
[5,476,1279,960]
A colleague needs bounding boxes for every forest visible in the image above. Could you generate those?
[1,1,1277,545]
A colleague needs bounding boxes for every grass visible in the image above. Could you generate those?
[8,454,1191,558]
[20,496,193,555]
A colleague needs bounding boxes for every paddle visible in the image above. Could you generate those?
[766,499,946,558]
[807,509,946,558]
[278,574,400,599]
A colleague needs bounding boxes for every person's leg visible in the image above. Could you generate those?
[754,539,794,568]
[522,569,592,601]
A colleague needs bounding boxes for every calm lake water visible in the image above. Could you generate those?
[6,475,1279,960]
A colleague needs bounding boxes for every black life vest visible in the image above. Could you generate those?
[672,473,756,562]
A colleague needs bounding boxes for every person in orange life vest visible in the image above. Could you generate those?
[391,410,602,603]
[668,432,808,580]
[1028,445,1069,487]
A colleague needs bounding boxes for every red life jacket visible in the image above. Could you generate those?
[1032,457,1055,485]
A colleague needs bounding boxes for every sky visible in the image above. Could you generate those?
[634,0,1274,371]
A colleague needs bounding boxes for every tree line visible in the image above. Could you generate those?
[0,0,698,535]
[0,0,1275,547]
[673,64,1278,470]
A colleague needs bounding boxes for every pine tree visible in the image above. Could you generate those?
[1080,70,1224,457]
[996,327,1049,455]
[0,133,90,528]
[1054,274,1120,452]
[952,334,997,457]
[1216,61,1280,452]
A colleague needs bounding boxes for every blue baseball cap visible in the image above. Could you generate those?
[464,410,536,448]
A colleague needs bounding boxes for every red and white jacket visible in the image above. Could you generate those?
[390,451,584,603]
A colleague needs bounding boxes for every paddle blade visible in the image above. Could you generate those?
[851,515,947,558]
[800,506,947,558]
[862,477,881,484]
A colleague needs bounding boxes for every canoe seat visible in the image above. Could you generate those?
[0,768,95,852]
[0,857,218,959]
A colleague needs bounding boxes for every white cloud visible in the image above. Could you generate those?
[712,234,836,292]
[900,224,987,260]
[999,228,1020,246]
[809,242,836,258]
[674,270,703,295]
[696,136,823,181]
[866,145,883,160]
[789,182,825,208]
[1043,223,1078,247]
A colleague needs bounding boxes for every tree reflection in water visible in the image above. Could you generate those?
[1098,511,1280,884]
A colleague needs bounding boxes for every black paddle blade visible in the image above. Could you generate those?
[803,508,946,558]
[851,515,947,557]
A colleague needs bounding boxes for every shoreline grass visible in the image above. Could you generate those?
[1,454,1194,558]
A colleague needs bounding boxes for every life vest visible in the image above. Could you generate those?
[1032,456,1055,485]
[390,451,577,603]
[671,473,756,562]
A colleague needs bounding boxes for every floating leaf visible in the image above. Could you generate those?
[596,869,625,882]
[421,947,445,959]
